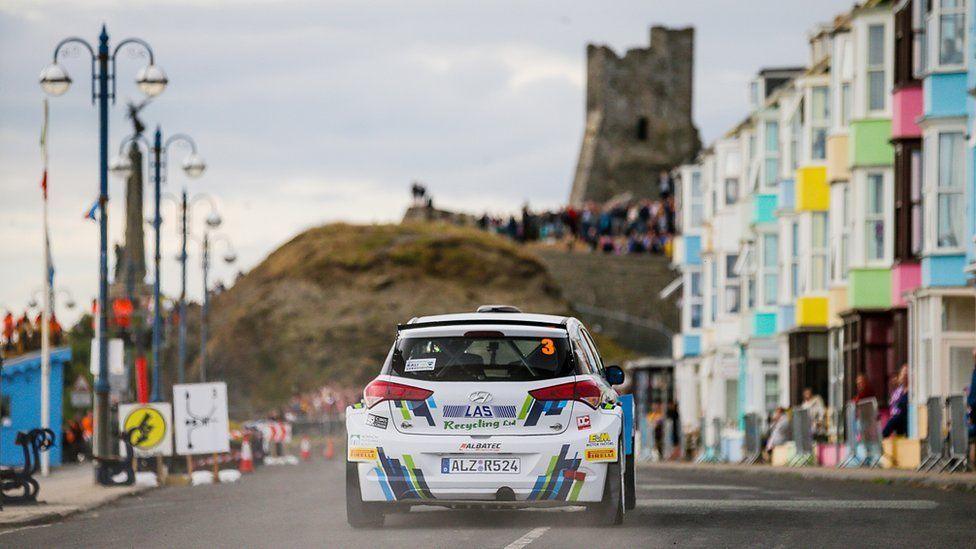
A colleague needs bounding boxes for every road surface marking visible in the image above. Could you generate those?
[637,499,937,511]
[0,523,54,537]
[638,484,757,491]
[504,527,550,549]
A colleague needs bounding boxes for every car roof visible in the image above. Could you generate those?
[399,312,575,332]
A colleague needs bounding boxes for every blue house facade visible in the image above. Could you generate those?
[1,348,68,467]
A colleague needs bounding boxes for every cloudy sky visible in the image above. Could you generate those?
[1,0,854,325]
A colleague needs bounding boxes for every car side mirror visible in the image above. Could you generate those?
[605,365,625,386]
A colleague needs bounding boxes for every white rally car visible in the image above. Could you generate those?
[345,306,635,528]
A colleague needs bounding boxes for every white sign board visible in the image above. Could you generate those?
[173,382,230,455]
[89,338,125,376]
[118,402,174,457]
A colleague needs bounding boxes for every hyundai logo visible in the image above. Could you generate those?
[469,391,493,404]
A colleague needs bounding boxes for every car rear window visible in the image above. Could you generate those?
[386,335,575,381]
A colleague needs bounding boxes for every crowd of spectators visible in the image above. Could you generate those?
[477,192,677,257]
[2,310,64,358]
[273,384,362,423]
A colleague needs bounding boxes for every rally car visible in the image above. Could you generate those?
[345,306,635,528]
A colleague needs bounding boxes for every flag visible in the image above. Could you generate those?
[84,200,99,221]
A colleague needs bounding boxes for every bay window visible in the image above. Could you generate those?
[725,253,741,315]
[690,170,704,226]
[689,270,703,329]
[762,233,778,306]
[764,121,780,189]
[867,24,887,112]
[791,221,801,297]
[911,148,924,256]
[812,213,829,291]
[935,132,965,249]
[934,0,965,67]
[865,173,886,262]
[810,86,829,161]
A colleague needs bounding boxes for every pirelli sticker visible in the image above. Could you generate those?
[348,446,379,462]
[585,447,618,462]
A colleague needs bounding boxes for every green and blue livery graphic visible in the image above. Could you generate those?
[527,444,585,501]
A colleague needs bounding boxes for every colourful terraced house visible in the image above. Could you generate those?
[905,0,976,443]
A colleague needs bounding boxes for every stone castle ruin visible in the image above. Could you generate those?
[570,26,701,205]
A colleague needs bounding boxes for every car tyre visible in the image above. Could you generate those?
[624,437,636,511]
[346,462,385,528]
[586,440,625,527]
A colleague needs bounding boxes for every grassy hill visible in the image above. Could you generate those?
[194,223,570,413]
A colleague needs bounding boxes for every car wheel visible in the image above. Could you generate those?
[586,440,625,527]
[624,437,636,511]
[345,462,385,528]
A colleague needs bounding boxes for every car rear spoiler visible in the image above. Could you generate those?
[397,318,569,331]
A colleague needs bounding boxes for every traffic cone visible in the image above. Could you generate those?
[324,437,335,460]
[240,435,254,473]
[300,436,311,461]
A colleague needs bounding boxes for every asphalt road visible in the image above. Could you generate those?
[4,459,976,548]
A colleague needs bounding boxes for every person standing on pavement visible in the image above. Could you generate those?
[882,365,909,438]
[765,407,791,459]
[800,387,826,438]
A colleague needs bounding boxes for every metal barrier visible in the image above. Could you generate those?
[839,403,860,468]
[697,417,724,463]
[942,395,969,473]
[741,413,762,464]
[919,396,945,472]
[788,408,815,467]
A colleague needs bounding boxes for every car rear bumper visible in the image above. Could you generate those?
[346,405,622,504]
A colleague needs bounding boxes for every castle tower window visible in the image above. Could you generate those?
[636,117,649,141]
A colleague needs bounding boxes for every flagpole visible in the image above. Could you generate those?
[40,98,51,477]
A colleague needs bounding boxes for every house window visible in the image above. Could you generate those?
[710,259,718,323]
[936,0,965,66]
[910,148,924,256]
[866,173,886,261]
[936,132,965,249]
[689,270,703,329]
[841,184,851,277]
[811,86,829,161]
[841,83,852,126]
[764,372,779,413]
[913,0,929,77]
[812,213,829,291]
[725,253,741,315]
[636,117,649,141]
[725,378,739,424]
[725,178,739,205]
[791,221,801,297]
[689,173,704,227]
[789,104,802,171]
[762,233,778,307]
[867,24,887,112]
[764,121,780,188]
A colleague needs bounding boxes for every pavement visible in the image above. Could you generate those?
[0,463,151,527]
[644,460,976,492]
[3,458,976,547]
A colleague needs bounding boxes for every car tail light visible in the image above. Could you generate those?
[363,379,433,409]
[529,379,602,409]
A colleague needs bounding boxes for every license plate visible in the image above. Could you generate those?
[441,457,520,474]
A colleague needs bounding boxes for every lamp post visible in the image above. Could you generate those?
[199,230,236,382]
[173,193,220,384]
[40,26,167,484]
[112,129,205,401]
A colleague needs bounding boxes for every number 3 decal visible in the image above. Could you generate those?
[541,338,555,355]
